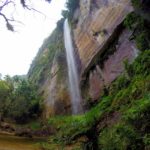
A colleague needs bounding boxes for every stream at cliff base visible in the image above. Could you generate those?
[0,133,45,150]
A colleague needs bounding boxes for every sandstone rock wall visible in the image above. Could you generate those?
[73,0,138,102]
[41,51,71,118]
[74,0,133,74]
[87,29,138,101]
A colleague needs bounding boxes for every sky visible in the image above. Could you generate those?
[0,0,66,77]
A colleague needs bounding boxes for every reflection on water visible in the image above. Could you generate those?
[0,133,45,150]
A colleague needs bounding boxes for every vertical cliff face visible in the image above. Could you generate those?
[74,0,133,71]
[25,1,150,149]
[41,51,71,118]
[28,27,71,118]
[28,0,142,117]
[72,0,139,103]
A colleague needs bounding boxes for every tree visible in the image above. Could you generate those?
[0,0,52,31]
[0,80,11,117]
[8,79,41,123]
[0,75,41,123]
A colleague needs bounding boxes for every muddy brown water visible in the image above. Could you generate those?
[0,133,46,150]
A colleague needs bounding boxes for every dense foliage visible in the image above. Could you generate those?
[131,0,150,9]
[40,48,150,149]
[28,26,64,86]
[123,2,150,52]
[0,75,41,123]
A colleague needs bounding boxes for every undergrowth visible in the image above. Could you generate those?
[41,49,150,150]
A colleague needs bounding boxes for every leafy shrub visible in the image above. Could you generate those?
[124,12,144,30]
[124,11,149,52]
[123,94,150,121]
[0,80,12,117]
[124,50,150,77]
[132,50,150,75]
[0,76,41,123]
[8,79,41,123]
[28,28,64,86]
[143,134,150,146]
[136,32,150,51]
[0,80,11,99]
[131,0,142,8]
[109,75,130,96]
[111,74,150,111]
[99,123,138,150]
[131,0,150,9]
[111,88,130,109]
[124,13,138,29]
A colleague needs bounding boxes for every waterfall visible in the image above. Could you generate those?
[64,19,82,114]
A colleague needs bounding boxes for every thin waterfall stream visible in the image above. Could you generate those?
[64,19,82,114]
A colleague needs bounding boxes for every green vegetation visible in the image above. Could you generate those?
[131,0,150,9]
[39,49,150,149]
[47,96,112,143]
[123,12,142,30]
[28,0,80,87]
[135,31,150,51]
[124,11,150,52]
[0,80,12,118]
[99,123,138,150]
[28,26,64,86]
[131,0,142,9]
[0,75,41,123]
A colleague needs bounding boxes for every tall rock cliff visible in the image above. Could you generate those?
[28,0,144,117]
[72,0,138,103]
[26,1,150,149]
[28,26,71,118]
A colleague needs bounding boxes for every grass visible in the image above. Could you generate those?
[47,96,112,144]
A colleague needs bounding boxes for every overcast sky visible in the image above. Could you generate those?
[0,0,66,77]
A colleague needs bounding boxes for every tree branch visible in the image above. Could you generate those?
[0,0,15,11]
[0,13,14,31]
[0,0,52,31]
